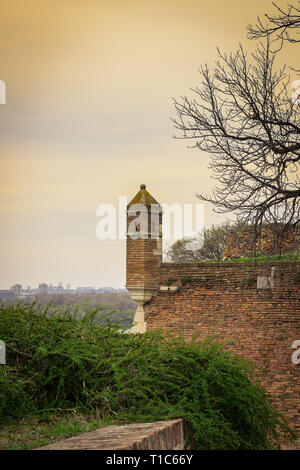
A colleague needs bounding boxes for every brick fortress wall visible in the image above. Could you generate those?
[224,224,299,259]
[126,186,300,434]
[145,261,300,434]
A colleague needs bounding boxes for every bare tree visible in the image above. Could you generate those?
[166,236,202,263]
[248,1,300,46]
[166,222,232,262]
[172,41,300,237]
[198,222,232,260]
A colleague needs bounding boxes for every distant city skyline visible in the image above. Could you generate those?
[0,282,126,302]
[1,282,125,291]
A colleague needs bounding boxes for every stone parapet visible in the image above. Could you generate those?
[36,419,188,450]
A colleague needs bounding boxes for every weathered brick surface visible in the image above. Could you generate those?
[224,224,299,258]
[126,210,162,289]
[125,188,300,437]
[145,261,300,434]
[36,419,188,450]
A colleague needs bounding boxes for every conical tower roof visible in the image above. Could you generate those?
[127,184,160,207]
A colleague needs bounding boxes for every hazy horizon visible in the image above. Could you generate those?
[0,0,297,289]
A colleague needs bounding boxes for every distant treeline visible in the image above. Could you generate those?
[5,292,137,328]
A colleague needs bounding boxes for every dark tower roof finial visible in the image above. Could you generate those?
[140,184,146,190]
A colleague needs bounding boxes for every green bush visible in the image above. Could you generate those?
[0,302,294,449]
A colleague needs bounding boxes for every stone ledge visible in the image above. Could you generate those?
[36,419,188,450]
[160,286,178,291]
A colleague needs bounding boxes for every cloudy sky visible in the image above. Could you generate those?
[0,0,297,289]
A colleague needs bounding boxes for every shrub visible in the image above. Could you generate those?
[0,302,294,449]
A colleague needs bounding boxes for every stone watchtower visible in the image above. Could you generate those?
[126,185,162,333]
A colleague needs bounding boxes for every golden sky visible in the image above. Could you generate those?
[0,0,297,288]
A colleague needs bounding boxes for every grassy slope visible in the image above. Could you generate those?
[0,412,105,450]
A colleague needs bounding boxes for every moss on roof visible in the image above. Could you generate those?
[127,185,160,207]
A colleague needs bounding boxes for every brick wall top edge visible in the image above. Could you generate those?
[161,261,300,268]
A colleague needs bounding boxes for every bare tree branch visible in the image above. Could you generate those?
[248,1,300,45]
[172,41,300,233]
